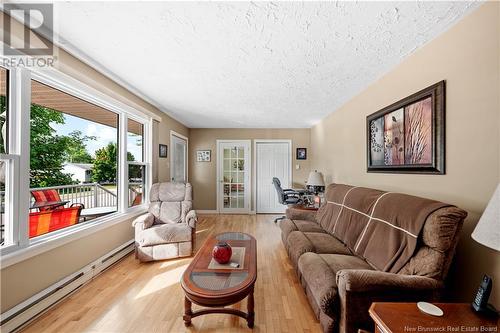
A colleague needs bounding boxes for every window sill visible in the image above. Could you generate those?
[0,206,147,269]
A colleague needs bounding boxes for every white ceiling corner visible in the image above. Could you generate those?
[51,1,481,128]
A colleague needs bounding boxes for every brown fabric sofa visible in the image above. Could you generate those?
[133,182,197,262]
[280,184,467,333]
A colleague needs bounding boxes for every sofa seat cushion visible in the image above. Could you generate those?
[137,223,191,247]
[286,231,351,268]
[318,253,374,273]
[298,253,373,317]
[280,219,326,246]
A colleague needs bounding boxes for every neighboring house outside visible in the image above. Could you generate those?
[62,163,93,183]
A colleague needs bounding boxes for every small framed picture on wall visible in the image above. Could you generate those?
[197,150,211,162]
[159,144,168,158]
[296,148,307,160]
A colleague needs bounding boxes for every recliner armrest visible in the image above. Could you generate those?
[186,210,197,228]
[336,269,443,333]
[336,269,443,294]
[132,212,155,230]
[336,269,443,332]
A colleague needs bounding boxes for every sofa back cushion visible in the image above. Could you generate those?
[317,184,386,250]
[317,184,467,277]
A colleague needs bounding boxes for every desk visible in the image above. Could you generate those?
[369,302,498,333]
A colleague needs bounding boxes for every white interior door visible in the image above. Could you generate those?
[171,133,187,183]
[217,140,251,214]
[256,141,291,213]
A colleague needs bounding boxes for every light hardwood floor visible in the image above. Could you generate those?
[22,214,322,333]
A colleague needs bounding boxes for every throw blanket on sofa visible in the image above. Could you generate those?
[316,184,451,273]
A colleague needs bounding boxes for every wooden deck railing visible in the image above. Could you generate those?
[0,182,144,245]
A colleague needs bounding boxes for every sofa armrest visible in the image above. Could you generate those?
[186,210,197,229]
[336,270,443,333]
[337,269,443,294]
[285,207,317,222]
[132,212,155,230]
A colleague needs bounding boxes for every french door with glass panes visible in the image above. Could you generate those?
[217,140,251,214]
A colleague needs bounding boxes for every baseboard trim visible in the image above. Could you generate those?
[0,240,135,333]
[197,210,219,214]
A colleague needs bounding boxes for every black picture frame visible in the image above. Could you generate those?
[366,81,445,174]
[296,148,307,160]
[159,144,168,158]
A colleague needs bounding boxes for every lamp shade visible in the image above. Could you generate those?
[471,183,500,252]
[307,170,325,186]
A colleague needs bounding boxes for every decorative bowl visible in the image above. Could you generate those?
[212,241,232,264]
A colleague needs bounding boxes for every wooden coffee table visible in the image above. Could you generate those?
[181,232,257,328]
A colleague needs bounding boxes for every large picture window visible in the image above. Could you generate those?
[0,66,152,257]
[29,80,120,238]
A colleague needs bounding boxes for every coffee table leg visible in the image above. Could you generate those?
[247,288,255,328]
[183,296,192,327]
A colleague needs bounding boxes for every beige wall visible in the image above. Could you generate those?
[153,120,190,184]
[0,14,189,312]
[189,128,311,210]
[310,3,500,307]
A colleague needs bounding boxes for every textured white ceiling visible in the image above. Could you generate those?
[52,1,479,128]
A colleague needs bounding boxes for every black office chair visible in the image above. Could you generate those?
[272,177,302,223]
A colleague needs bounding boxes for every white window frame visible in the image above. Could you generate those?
[0,154,20,251]
[0,62,156,267]
[126,115,150,208]
[0,65,23,253]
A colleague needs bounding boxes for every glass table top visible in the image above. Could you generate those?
[187,232,253,292]
[190,271,249,291]
[216,232,251,241]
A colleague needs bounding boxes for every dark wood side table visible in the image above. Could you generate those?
[369,303,498,333]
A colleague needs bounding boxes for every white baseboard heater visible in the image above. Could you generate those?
[0,240,135,333]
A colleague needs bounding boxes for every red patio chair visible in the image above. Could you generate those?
[31,189,62,211]
[31,188,85,212]
[29,205,83,238]
[131,193,143,207]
